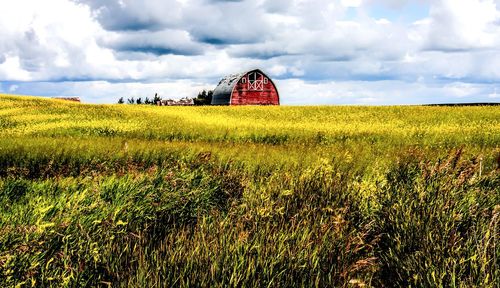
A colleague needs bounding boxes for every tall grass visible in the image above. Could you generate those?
[0,95,499,287]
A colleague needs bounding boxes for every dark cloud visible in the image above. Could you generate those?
[192,34,259,46]
[119,47,196,56]
[101,30,205,56]
[78,0,271,46]
[75,0,182,31]
[229,49,290,60]
[193,37,234,45]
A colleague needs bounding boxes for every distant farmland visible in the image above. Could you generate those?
[0,94,499,287]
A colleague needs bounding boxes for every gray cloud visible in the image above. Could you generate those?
[228,44,293,60]
[75,0,183,31]
[100,30,206,56]
[184,1,272,45]
[16,29,58,72]
[78,0,272,45]
[261,0,294,13]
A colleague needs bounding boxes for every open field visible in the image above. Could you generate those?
[0,94,499,287]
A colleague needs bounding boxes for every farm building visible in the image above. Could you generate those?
[52,97,81,102]
[158,97,194,106]
[211,69,279,105]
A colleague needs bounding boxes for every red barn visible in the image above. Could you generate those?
[211,69,280,105]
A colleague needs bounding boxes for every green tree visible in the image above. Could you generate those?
[153,93,162,105]
[118,97,124,104]
[207,90,213,104]
[193,90,213,106]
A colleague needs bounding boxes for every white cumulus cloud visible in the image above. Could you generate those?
[0,0,498,104]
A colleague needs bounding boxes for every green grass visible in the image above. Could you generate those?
[0,94,499,287]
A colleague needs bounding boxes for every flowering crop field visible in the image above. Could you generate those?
[0,94,499,287]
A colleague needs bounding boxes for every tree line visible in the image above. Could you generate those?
[118,90,213,106]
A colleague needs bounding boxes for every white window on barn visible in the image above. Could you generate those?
[264,78,268,84]
[248,72,264,91]
[242,77,246,84]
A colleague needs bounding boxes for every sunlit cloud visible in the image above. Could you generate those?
[0,0,499,104]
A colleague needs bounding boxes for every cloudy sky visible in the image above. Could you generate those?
[0,0,499,104]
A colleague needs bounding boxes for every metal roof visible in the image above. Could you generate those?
[211,72,246,105]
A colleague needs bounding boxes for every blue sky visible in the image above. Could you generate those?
[0,0,499,104]
[368,3,429,22]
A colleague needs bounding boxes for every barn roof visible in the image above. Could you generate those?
[211,72,246,105]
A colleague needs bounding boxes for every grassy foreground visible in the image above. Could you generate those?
[0,94,499,287]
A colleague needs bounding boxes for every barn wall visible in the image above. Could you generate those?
[230,73,279,105]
